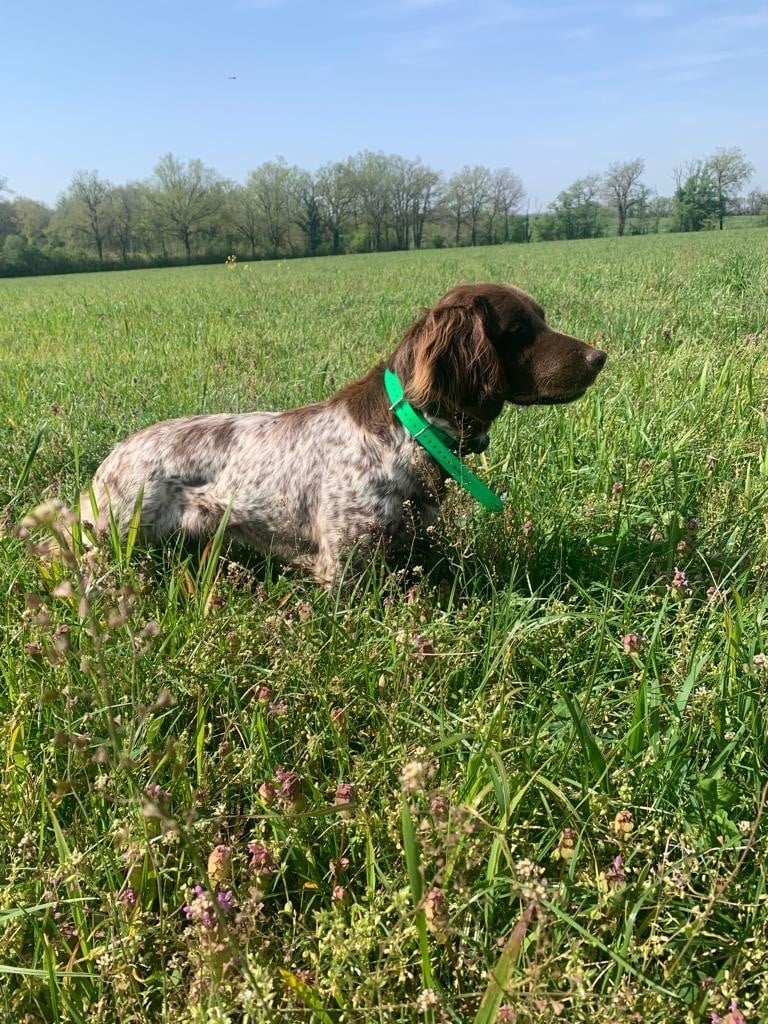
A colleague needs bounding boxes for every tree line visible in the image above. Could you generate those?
[0,147,764,277]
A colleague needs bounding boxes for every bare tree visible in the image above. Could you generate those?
[603,158,645,237]
[705,147,754,230]
[744,187,768,216]
[149,154,224,263]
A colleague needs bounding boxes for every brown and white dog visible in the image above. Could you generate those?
[80,284,606,582]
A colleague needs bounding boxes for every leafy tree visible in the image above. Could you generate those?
[287,168,324,256]
[445,166,492,245]
[347,151,394,251]
[10,198,52,247]
[149,154,224,263]
[487,168,525,243]
[387,157,441,251]
[111,184,145,263]
[227,183,262,259]
[58,171,113,261]
[316,160,354,255]
[603,158,645,236]
[705,147,754,230]
[546,175,606,240]
[246,159,297,257]
[670,161,719,232]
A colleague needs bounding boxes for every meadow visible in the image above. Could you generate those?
[1,228,768,1023]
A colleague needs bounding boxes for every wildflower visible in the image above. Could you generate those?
[248,842,276,886]
[183,885,216,929]
[712,999,747,1024]
[276,768,301,800]
[295,601,312,621]
[707,585,727,604]
[613,809,635,837]
[268,699,288,718]
[521,519,535,535]
[119,887,138,909]
[752,653,768,675]
[329,855,350,878]
[670,566,691,595]
[611,481,624,496]
[497,1008,516,1024]
[555,828,577,861]
[207,844,231,885]
[400,760,427,795]
[411,633,436,659]
[258,780,277,806]
[334,782,357,816]
[621,632,642,655]
[604,854,625,887]
[144,783,171,808]
[331,884,346,904]
[330,707,345,728]
[216,889,235,912]
[423,887,449,939]
[255,685,272,703]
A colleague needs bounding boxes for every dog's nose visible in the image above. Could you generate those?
[587,348,608,371]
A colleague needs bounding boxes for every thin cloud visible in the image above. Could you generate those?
[627,2,675,18]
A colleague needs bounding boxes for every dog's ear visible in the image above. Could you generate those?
[407,297,506,409]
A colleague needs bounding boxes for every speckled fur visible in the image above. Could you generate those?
[80,283,607,583]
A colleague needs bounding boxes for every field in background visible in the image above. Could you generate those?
[1,229,768,1022]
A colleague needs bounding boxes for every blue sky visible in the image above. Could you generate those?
[3,0,766,206]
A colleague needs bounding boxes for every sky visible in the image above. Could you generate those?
[2,0,767,207]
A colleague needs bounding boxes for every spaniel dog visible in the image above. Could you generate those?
[78,284,606,583]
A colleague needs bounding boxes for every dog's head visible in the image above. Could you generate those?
[394,283,606,432]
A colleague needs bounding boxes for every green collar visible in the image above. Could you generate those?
[383,368,503,513]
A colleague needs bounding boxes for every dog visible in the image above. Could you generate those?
[77,284,606,583]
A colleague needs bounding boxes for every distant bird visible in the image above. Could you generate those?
[227,75,237,79]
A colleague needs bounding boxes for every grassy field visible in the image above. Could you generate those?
[1,229,768,1023]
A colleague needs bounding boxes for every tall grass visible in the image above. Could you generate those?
[1,229,767,1022]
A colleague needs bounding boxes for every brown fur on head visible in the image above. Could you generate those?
[391,283,607,422]
[402,299,507,414]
